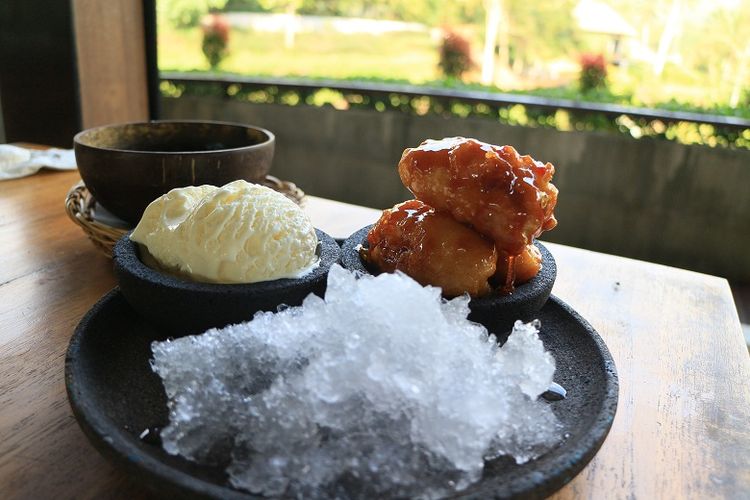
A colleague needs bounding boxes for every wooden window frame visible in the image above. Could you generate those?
[72,0,158,128]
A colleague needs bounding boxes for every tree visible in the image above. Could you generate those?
[653,0,681,76]
[257,0,303,48]
[202,14,230,69]
[682,2,750,107]
[730,42,750,108]
[479,0,579,81]
[481,0,502,85]
[440,30,474,79]
[159,0,228,28]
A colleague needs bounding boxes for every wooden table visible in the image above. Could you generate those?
[1,169,749,499]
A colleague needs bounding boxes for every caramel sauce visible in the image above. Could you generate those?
[367,200,498,298]
[398,137,558,257]
[502,254,516,295]
[495,244,543,292]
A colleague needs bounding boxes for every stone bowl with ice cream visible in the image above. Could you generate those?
[113,180,340,335]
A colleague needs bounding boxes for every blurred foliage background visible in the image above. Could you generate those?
[156,0,750,147]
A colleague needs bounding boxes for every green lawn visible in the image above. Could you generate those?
[158,22,747,119]
[159,25,441,82]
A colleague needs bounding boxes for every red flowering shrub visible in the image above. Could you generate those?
[202,14,230,69]
[439,30,473,80]
[579,53,608,93]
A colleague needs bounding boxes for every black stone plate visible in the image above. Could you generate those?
[66,290,618,499]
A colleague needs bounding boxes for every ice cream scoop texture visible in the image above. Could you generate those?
[130,180,318,283]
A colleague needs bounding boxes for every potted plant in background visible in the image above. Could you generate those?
[201,13,230,70]
[439,29,474,81]
[579,53,608,93]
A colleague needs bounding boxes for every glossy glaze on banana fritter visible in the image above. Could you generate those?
[366,200,497,297]
[398,137,558,257]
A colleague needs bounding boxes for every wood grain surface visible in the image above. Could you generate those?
[1,169,748,499]
[72,0,150,128]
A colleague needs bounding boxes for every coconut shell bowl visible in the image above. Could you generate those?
[74,120,275,226]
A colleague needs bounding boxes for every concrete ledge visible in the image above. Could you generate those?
[162,96,750,282]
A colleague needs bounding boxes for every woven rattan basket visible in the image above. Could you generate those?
[65,176,306,258]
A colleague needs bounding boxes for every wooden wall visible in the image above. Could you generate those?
[0,0,154,145]
[0,1,80,147]
[71,0,150,128]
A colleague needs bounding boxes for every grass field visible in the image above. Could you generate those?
[158,22,747,116]
[158,25,441,82]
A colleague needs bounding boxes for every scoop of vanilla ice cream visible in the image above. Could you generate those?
[130,180,319,284]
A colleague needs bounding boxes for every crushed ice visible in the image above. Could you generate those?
[151,265,561,498]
